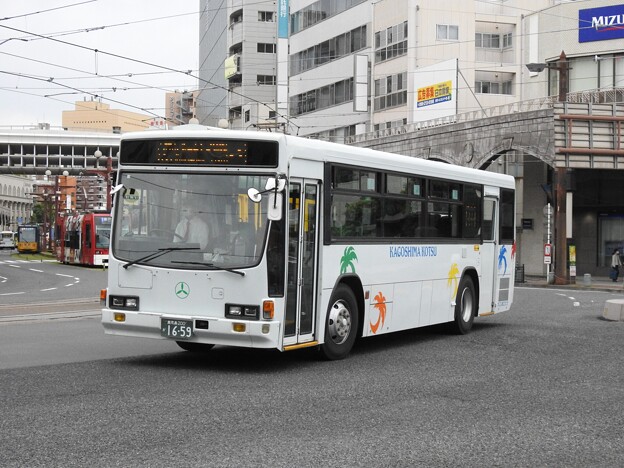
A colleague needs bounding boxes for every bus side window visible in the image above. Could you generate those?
[86,224,92,248]
[483,199,495,241]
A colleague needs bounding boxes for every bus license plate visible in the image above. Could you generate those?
[161,319,193,340]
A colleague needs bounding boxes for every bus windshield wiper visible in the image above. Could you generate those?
[171,261,246,277]
[123,247,200,270]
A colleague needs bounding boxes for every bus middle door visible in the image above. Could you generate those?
[480,195,499,315]
[283,178,320,348]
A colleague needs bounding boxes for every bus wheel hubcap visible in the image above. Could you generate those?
[328,300,351,345]
[461,288,473,323]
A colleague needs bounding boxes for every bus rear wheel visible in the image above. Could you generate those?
[319,285,359,360]
[176,341,214,353]
[451,276,476,334]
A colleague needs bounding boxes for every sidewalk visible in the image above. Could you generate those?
[519,275,624,293]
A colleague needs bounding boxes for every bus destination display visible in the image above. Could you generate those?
[121,139,278,167]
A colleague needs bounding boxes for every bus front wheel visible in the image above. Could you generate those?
[176,341,215,353]
[319,285,359,360]
[451,276,476,334]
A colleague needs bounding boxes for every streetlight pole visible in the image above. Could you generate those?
[85,150,113,212]
[527,51,570,285]
[53,170,70,254]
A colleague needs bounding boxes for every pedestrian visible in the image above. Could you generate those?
[611,248,622,282]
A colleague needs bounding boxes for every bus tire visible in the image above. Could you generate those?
[451,276,476,334]
[176,341,214,353]
[319,284,359,360]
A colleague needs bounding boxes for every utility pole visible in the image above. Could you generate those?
[554,51,569,285]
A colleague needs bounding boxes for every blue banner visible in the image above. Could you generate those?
[278,0,289,38]
[579,4,624,43]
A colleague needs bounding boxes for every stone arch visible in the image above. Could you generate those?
[427,156,451,164]
[475,144,555,171]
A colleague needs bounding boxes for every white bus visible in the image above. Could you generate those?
[101,125,515,360]
[0,230,16,250]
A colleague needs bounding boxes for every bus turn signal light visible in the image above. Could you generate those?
[100,289,107,306]
[114,312,126,322]
[263,300,274,319]
[232,323,246,333]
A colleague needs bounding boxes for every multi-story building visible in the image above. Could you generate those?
[288,0,372,140]
[0,175,33,230]
[287,0,551,139]
[62,99,150,133]
[197,0,228,127]
[165,91,198,126]
[197,0,624,278]
[221,0,281,130]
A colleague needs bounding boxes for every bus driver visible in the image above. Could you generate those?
[174,203,210,250]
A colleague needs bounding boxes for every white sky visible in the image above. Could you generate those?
[0,0,200,127]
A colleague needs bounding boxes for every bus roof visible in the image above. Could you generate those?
[120,125,515,190]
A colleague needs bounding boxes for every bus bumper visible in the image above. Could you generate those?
[101,309,282,349]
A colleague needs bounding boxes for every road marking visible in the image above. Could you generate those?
[29,268,44,273]
[0,310,101,323]
[40,287,57,291]
[55,273,74,278]
[65,283,74,287]
[8,264,20,268]
[0,292,25,296]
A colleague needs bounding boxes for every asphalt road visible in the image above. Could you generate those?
[0,286,622,467]
[0,251,106,308]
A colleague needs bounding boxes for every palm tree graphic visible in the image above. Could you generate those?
[498,246,508,274]
[339,246,358,274]
[370,292,386,334]
[447,263,459,299]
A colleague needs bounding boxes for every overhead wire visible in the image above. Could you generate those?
[0,0,615,132]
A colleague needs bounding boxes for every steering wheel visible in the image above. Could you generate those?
[148,229,176,239]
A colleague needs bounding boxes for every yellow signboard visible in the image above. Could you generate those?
[417,80,452,108]
[224,55,238,80]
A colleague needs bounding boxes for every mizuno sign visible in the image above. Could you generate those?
[579,4,624,43]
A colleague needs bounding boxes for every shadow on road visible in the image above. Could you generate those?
[115,320,507,373]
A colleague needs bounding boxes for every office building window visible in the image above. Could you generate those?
[258,11,274,22]
[257,43,276,53]
[502,33,512,48]
[374,72,408,110]
[437,24,458,41]
[375,21,408,64]
[290,25,368,75]
[475,80,513,95]
[257,75,276,85]
[475,32,500,49]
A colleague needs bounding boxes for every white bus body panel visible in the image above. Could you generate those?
[102,261,283,349]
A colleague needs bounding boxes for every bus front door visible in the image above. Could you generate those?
[283,179,320,348]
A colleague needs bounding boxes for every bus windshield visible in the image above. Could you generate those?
[112,172,271,269]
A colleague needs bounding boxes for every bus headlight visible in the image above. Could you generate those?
[225,304,259,320]
[109,295,139,311]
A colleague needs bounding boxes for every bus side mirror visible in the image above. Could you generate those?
[267,193,283,221]
[247,176,286,221]
[266,177,285,221]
